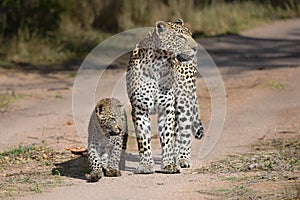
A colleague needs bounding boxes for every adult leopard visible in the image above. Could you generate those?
[126,19,204,174]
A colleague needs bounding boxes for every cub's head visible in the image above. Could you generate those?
[95,98,124,135]
[154,19,198,60]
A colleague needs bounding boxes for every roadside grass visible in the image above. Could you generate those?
[0,94,24,113]
[256,80,288,90]
[0,145,88,198]
[0,145,35,158]
[195,2,300,37]
[0,136,298,199]
[268,80,287,90]
[0,19,110,68]
[194,136,300,199]
[54,92,63,99]
[0,2,299,68]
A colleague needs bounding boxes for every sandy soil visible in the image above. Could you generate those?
[0,19,299,199]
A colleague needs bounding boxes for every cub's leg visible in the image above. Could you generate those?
[87,149,107,182]
[87,111,107,182]
[119,126,128,170]
[103,136,122,177]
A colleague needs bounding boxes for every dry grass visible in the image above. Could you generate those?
[0,145,88,198]
[193,137,300,199]
[0,94,24,114]
[197,137,299,174]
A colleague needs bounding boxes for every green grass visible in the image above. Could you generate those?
[34,183,42,193]
[0,145,35,158]
[269,81,287,90]
[257,80,287,90]
[54,92,63,99]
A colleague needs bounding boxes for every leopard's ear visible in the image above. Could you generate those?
[175,18,184,25]
[155,21,168,34]
[111,98,124,108]
[117,102,125,108]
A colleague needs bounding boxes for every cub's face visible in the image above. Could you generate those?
[95,98,124,135]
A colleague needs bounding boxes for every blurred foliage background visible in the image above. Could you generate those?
[0,0,299,68]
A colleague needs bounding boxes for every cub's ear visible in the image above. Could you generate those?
[96,104,104,114]
[175,18,184,25]
[156,21,167,34]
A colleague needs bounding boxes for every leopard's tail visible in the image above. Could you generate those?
[193,119,204,139]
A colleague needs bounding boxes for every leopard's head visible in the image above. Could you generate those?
[154,19,198,61]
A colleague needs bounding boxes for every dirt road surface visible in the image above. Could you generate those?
[0,19,299,199]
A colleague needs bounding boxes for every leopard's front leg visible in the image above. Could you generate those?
[158,91,181,173]
[131,106,154,174]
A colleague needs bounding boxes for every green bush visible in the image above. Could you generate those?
[0,0,299,67]
[0,0,64,39]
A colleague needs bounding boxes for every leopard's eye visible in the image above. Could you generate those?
[175,18,183,25]
[178,35,186,39]
[110,117,117,123]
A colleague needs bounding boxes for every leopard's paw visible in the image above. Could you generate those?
[161,163,181,174]
[86,169,103,182]
[179,158,190,168]
[103,168,121,177]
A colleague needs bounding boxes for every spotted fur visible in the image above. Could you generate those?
[87,98,128,182]
[172,56,204,168]
[126,19,204,174]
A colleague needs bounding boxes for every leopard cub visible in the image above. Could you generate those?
[86,98,128,182]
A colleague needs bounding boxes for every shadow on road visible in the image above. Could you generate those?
[52,155,89,180]
[124,152,162,172]
[199,34,300,73]
[2,32,299,77]
[51,152,162,180]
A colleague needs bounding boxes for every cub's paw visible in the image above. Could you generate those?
[86,169,103,182]
[103,168,121,177]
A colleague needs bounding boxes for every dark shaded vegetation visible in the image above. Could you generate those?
[0,0,299,67]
